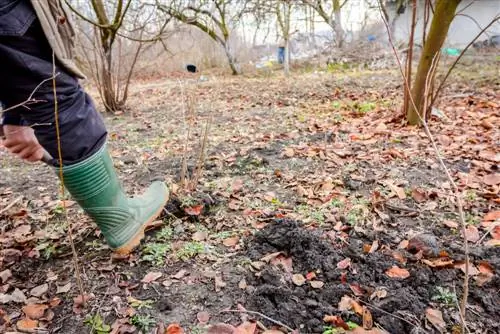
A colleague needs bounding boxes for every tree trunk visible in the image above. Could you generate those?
[333,0,344,48]
[223,44,239,75]
[284,37,290,76]
[403,0,417,117]
[407,0,461,125]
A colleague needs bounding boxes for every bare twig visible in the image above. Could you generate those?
[0,74,59,113]
[51,51,86,305]
[358,299,428,333]
[221,309,294,332]
[190,115,212,191]
[377,2,470,332]
[0,196,23,215]
[431,15,500,106]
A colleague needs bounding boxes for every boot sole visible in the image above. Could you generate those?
[113,194,169,256]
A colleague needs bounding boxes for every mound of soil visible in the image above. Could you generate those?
[243,220,499,333]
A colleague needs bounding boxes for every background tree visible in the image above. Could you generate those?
[156,0,249,75]
[407,0,461,125]
[302,0,348,47]
[65,0,170,113]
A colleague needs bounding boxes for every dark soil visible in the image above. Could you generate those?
[243,220,500,334]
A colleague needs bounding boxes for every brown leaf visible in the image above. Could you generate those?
[238,279,248,290]
[411,188,427,203]
[262,331,284,334]
[475,262,494,286]
[235,321,257,334]
[270,255,293,273]
[323,315,350,330]
[368,240,379,253]
[16,318,38,333]
[215,276,226,292]
[30,283,48,297]
[310,280,324,289]
[171,269,187,280]
[284,147,295,158]
[305,271,317,280]
[260,252,283,262]
[196,311,210,324]
[184,205,203,216]
[141,272,163,283]
[385,266,410,279]
[349,284,365,296]
[362,307,373,329]
[422,258,454,268]
[455,262,480,276]
[386,181,406,199]
[22,304,48,320]
[0,269,12,284]
[73,293,94,314]
[206,323,236,334]
[292,274,306,286]
[192,231,208,241]
[166,323,184,334]
[483,173,500,186]
[425,308,446,331]
[337,258,351,269]
[231,179,244,193]
[443,220,459,229]
[483,210,500,222]
[56,282,72,294]
[392,251,406,264]
[223,236,239,247]
[464,225,480,242]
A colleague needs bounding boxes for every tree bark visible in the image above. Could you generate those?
[333,0,344,48]
[403,0,417,117]
[407,0,461,125]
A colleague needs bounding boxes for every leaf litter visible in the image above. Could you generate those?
[0,66,498,333]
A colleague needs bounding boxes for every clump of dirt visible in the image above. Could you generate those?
[243,220,500,333]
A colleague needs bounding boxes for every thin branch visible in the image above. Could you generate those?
[431,15,500,105]
[221,309,294,332]
[1,74,59,113]
[63,0,109,28]
[0,196,23,215]
[377,2,470,332]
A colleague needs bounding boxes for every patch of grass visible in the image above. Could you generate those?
[431,286,457,305]
[176,241,205,261]
[84,313,111,334]
[296,204,325,224]
[353,101,376,113]
[465,213,480,225]
[327,62,349,72]
[465,190,477,201]
[189,326,207,334]
[141,242,170,266]
[328,198,344,208]
[130,314,156,334]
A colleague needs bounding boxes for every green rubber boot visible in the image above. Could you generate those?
[57,144,169,254]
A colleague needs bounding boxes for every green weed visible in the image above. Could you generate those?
[130,314,156,333]
[431,286,457,305]
[84,313,111,334]
[142,243,170,266]
[176,241,205,261]
[156,226,173,241]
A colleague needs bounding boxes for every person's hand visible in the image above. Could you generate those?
[1,125,44,162]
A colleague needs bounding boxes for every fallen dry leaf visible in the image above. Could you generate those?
[235,321,257,334]
[483,210,500,222]
[421,258,454,268]
[464,225,480,242]
[455,262,480,276]
[197,311,210,324]
[73,293,94,314]
[305,271,317,280]
[349,284,365,296]
[443,220,459,229]
[16,318,38,333]
[30,283,48,297]
[184,205,203,216]
[292,274,306,286]
[141,271,163,283]
[386,180,406,199]
[475,262,494,286]
[425,308,446,332]
[215,276,226,292]
[223,236,239,247]
[483,173,500,186]
[22,304,48,320]
[56,282,72,294]
[262,331,284,334]
[362,306,373,329]
[323,315,350,330]
[239,279,248,290]
[166,323,184,334]
[0,269,12,284]
[337,258,352,269]
[385,266,410,279]
[206,323,237,334]
[411,188,427,203]
[192,231,208,241]
[310,280,324,289]
[171,269,187,280]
